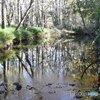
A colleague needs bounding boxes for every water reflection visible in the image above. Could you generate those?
[0,38,99,100]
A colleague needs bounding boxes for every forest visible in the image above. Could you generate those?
[0,0,100,100]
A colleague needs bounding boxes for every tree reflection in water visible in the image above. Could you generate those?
[0,38,99,100]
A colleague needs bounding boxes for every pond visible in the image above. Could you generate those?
[0,36,99,100]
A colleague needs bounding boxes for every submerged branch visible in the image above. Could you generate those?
[24,51,32,67]
[16,55,32,77]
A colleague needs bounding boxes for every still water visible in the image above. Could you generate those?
[0,37,99,100]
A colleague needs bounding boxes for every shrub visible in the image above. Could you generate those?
[20,30,32,40]
[27,26,43,35]
[14,29,32,40]
[0,50,15,62]
[14,26,43,41]
[10,24,17,28]
[93,35,100,45]
[73,27,84,34]
[26,26,44,40]
[14,30,21,40]
[0,29,15,43]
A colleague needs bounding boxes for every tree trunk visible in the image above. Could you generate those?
[76,0,86,28]
[1,0,6,29]
[17,0,21,23]
[15,0,34,31]
[76,0,93,37]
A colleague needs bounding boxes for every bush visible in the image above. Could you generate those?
[10,24,17,28]
[21,30,32,40]
[14,30,21,40]
[0,26,44,44]
[0,29,15,43]
[0,50,15,62]
[14,26,43,41]
[27,26,43,35]
[93,35,100,45]
[73,27,84,34]
[14,29,32,40]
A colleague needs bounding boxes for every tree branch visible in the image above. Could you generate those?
[15,0,34,31]
[81,59,100,79]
